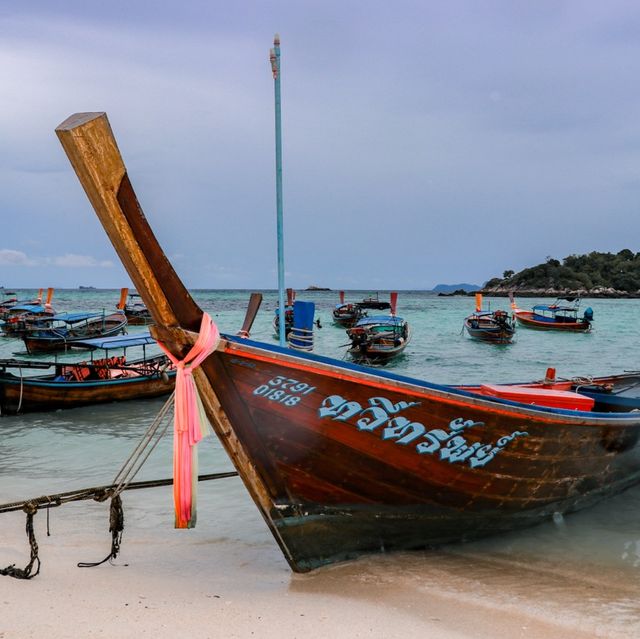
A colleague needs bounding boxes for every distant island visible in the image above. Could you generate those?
[78,286,97,290]
[432,283,480,294]
[482,249,640,298]
[305,285,331,291]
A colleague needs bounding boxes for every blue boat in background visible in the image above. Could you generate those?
[0,332,174,414]
[514,297,593,332]
[22,310,128,354]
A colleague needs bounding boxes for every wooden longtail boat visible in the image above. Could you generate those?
[22,310,128,354]
[346,315,411,363]
[0,288,48,321]
[464,311,515,343]
[1,289,56,337]
[0,292,19,317]
[464,294,515,344]
[117,287,153,325]
[332,292,364,327]
[514,298,593,332]
[0,333,174,415]
[467,371,640,414]
[357,293,391,311]
[346,293,410,363]
[56,112,640,572]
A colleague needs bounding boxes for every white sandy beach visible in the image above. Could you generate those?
[3,479,639,639]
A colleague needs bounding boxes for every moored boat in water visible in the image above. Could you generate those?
[56,111,640,573]
[117,287,153,325]
[470,369,640,414]
[332,291,364,327]
[1,288,56,337]
[0,332,174,414]
[513,296,593,332]
[464,294,515,344]
[346,293,410,363]
[0,288,49,321]
[22,310,128,353]
[357,293,391,311]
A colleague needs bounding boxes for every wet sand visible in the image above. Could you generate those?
[2,483,639,639]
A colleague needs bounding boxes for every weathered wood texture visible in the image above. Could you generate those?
[56,111,640,573]
[0,374,174,414]
[56,112,294,569]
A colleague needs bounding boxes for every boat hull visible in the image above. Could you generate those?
[521,375,640,414]
[515,311,591,332]
[23,316,127,353]
[0,371,175,414]
[347,341,409,362]
[207,338,640,570]
[54,111,640,574]
[125,313,153,326]
[464,319,515,343]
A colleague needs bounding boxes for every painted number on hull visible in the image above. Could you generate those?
[253,376,316,407]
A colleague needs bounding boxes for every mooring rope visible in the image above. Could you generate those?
[0,388,238,580]
[0,471,238,579]
[0,502,40,580]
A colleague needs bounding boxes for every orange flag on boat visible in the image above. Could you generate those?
[117,288,128,310]
[45,288,54,307]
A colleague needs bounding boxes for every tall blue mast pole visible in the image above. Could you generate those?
[270,34,286,347]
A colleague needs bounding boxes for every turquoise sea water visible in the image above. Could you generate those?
[2,288,640,633]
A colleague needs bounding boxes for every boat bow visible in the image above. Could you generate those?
[56,111,296,568]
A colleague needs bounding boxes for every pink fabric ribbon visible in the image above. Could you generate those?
[157,313,220,528]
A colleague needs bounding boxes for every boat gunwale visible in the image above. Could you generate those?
[0,372,175,389]
[222,334,640,425]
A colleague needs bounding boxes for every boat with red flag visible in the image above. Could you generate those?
[332,291,364,327]
[56,111,640,573]
[345,292,410,363]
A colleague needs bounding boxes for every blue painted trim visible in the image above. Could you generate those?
[2,372,176,389]
[224,334,635,420]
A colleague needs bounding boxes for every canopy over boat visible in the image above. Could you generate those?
[532,304,577,313]
[73,332,155,350]
[51,311,113,323]
[355,315,405,326]
[9,304,47,313]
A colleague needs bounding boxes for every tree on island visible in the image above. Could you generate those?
[484,249,640,294]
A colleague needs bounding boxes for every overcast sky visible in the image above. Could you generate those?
[1,1,640,290]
